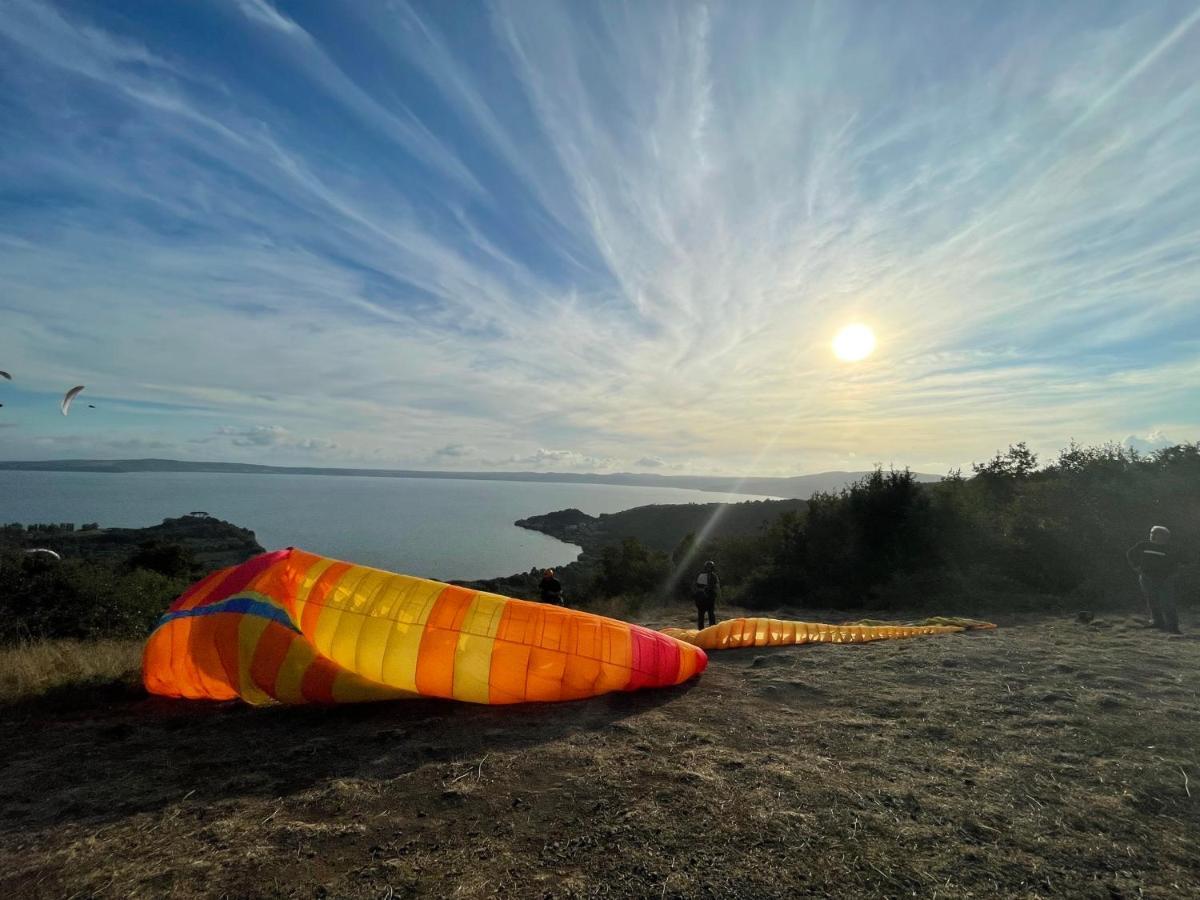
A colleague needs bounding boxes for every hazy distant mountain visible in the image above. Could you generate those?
[0,458,941,499]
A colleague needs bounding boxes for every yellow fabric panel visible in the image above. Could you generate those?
[272,638,315,705]
[377,621,427,694]
[235,614,273,706]
[327,575,379,669]
[451,593,506,703]
[367,576,446,692]
[353,608,399,683]
[328,607,369,672]
[312,604,345,658]
[330,670,421,703]
[322,564,377,612]
[383,574,445,624]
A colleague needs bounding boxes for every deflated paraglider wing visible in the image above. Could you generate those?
[143,549,707,705]
[661,616,995,651]
[61,385,85,416]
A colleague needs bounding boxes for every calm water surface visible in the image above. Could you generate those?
[0,471,761,580]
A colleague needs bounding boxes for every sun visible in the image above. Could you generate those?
[832,324,876,362]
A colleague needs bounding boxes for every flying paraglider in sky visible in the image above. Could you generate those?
[0,371,10,380]
[660,616,995,651]
[61,385,85,416]
[24,548,62,561]
[143,549,707,705]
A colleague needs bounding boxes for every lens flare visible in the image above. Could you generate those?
[832,324,876,362]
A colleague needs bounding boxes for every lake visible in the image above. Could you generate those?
[0,470,764,580]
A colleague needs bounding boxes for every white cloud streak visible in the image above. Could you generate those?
[0,1,1197,473]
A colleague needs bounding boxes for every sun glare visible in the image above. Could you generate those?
[832,324,876,362]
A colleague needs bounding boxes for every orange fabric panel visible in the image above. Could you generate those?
[557,617,603,700]
[248,621,297,696]
[414,586,476,698]
[141,627,176,697]
[300,656,339,704]
[488,639,532,704]
[493,599,539,646]
[523,646,569,702]
[187,618,238,699]
[244,559,299,611]
[210,614,244,695]
[674,645,697,684]
[167,616,205,697]
[173,566,232,611]
[167,614,196,694]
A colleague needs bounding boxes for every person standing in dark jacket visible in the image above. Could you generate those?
[693,560,720,630]
[1126,526,1182,633]
[539,569,564,606]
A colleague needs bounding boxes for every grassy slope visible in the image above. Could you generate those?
[0,639,142,704]
[1,609,1198,898]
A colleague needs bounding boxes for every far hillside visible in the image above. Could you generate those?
[0,458,940,499]
[515,498,807,556]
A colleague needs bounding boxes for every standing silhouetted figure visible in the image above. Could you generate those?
[539,568,564,606]
[1126,526,1182,633]
[693,560,720,630]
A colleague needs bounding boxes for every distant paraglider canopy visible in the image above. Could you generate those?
[661,616,995,650]
[0,371,10,380]
[24,548,62,561]
[61,385,85,416]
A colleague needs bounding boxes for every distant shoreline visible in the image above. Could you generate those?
[0,458,940,500]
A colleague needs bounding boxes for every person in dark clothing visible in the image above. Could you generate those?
[1126,526,1182,633]
[539,568,564,606]
[693,560,720,630]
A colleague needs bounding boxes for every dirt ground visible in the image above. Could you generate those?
[2,607,1198,899]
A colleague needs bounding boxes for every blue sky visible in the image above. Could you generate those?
[1,0,1197,475]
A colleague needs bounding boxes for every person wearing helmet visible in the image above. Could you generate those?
[693,560,720,630]
[539,568,564,606]
[1126,525,1182,633]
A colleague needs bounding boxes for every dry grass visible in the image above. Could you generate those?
[0,638,142,705]
[1,606,1198,898]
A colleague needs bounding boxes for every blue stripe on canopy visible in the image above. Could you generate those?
[155,596,299,633]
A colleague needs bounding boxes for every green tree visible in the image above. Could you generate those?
[126,540,199,579]
[595,538,671,598]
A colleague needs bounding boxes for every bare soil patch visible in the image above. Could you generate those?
[2,608,1198,898]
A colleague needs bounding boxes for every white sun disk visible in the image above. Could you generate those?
[832,324,876,362]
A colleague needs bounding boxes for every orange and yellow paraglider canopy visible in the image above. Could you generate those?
[143,549,706,705]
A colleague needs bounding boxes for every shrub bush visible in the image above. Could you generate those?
[717,442,1200,613]
[0,552,186,643]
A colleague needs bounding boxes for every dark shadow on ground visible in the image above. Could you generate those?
[0,679,697,835]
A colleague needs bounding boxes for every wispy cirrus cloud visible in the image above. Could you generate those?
[0,1,1196,474]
